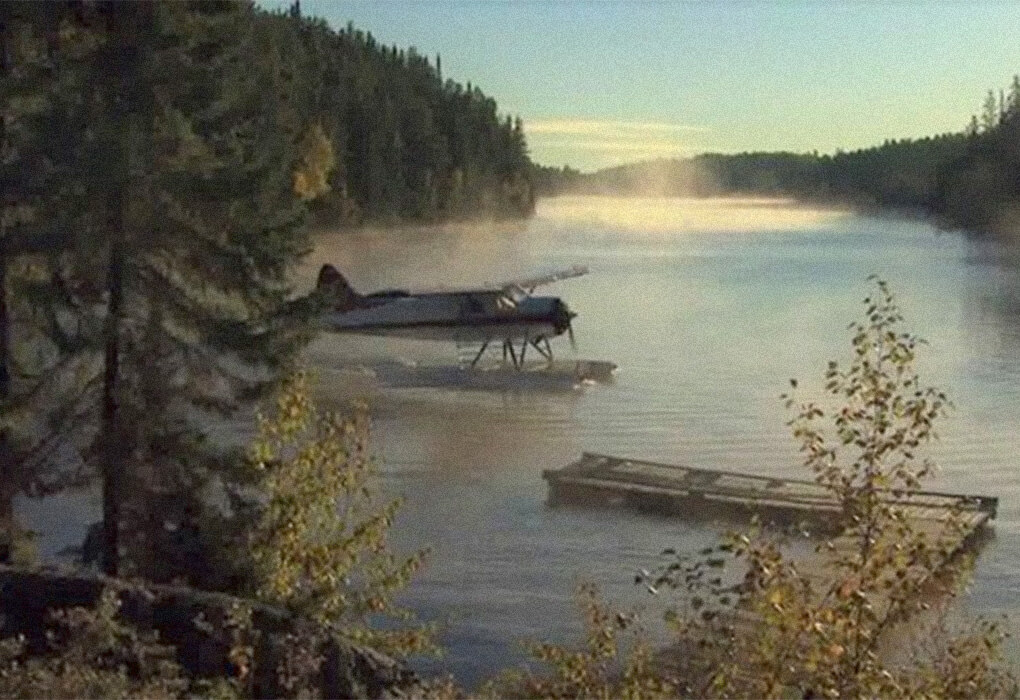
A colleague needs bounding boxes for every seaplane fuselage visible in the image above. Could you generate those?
[322,291,572,343]
[312,264,582,368]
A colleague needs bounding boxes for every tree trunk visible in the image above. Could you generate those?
[98,3,134,578]
[97,1,154,577]
[100,226,125,576]
[0,246,13,564]
[0,14,15,564]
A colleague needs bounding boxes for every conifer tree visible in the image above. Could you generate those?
[966,114,980,138]
[981,89,999,132]
[0,4,30,561]
[0,1,100,561]
[0,0,534,577]
[65,1,310,577]
[1007,75,1020,120]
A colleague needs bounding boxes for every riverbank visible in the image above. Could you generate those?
[0,565,422,697]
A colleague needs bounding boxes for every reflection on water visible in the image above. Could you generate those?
[298,197,1020,685]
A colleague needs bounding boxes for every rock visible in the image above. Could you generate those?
[0,564,423,698]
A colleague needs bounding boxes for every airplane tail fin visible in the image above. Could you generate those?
[316,264,363,311]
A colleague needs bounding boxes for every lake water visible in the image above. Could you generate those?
[299,196,1020,685]
[21,196,1020,685]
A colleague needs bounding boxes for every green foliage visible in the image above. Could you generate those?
[0,589,188,699]
[15,0,317,578]
[0,522,35,567]
[0,2,104,562]
[933,75,1020,237]
[0,0,315,576]
[663,278,1014,697]
[0,0,536,580]
[240,371,431,659]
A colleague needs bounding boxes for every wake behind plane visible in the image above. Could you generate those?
[313,264,588,370]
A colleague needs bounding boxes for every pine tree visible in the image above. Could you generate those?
[62,1,310,577]
[981,89,998,132]
[1007,75,1020,120]
[966,114,980,138]
[0,3,29,561]
[2,0,535,575]
[0,1,100,562]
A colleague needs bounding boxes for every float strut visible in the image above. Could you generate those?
[531,336,552,361]
[505,340,517,368]
[470,339,490,368]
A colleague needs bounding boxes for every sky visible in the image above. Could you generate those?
[265,1,1020,172]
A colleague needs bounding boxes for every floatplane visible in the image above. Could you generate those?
[311,263,614,380]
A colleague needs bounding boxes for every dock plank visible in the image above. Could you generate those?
[544,452,997,549]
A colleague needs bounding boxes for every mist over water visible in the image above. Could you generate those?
[18,197,1019,685]
[538,195,849,234]
[301,196,1020,685]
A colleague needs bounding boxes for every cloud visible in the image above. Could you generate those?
[524,118,711,169]
[525,118,710,137]
[536,136,705,153]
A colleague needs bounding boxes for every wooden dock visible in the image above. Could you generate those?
[542,452,997,535]
[547,453,1000,685]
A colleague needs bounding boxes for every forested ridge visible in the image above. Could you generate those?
[536,77,1020,237]
[258,4,535,225]
[535,134,969,210]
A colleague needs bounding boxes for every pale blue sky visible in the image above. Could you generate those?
[266,1,1020,171]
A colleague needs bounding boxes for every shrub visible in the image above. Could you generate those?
[523,279,1016,698]
[0,589,187,698]
[236,370,432,689]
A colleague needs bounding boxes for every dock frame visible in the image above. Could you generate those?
[543,452,998,534]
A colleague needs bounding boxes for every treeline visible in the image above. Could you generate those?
[934,78,1020,232]
[267,5,534,224]
[536,77,1020,236]
[534,134,971,211]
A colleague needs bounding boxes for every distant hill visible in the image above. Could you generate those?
[534,136,967,212]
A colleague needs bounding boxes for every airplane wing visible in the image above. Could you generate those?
[411,265,589,297]
[502,264,589,294]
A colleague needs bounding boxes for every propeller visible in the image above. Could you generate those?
[553,298,578,353]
